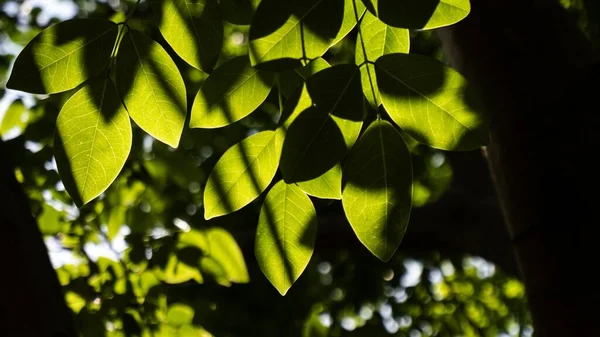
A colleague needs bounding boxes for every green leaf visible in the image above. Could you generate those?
[38,204,63,235]
[356,11,409,108]
[204,130,282,219]
[255,180,317,295]
[297,163,342,199]
[0,100,26,137]
[278,58,330,99]
[152,0,223,72]
[116,30,187,148]
[54,78,132,207]
[7,19,118,94]
[190,56,274,128]
[167,304,195,325]
[219,0,261,25]
[280,64,363,183]
[249,0,363,69]
[342,119,412,262]
[204,227,250,283]
[364,0,470,29]
[156,252,203,284]
[376,53,488,150]
[279,83,312,129]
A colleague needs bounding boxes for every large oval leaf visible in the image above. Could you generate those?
[54,78,132,207]
[297,163,342,200]
[356,11,409,108]
[190,56,274,128]
[204,227,249,284]
[7,19,118,94]
[152,0,223,72]
[255,180,317,295]
[204,130,282,219]
[342,119,412,262]
[376,53,488,150]
[116,30,187,148]
[249,0,363,70]
[280,64,363,183]
[278,57,330,99]
[364,0,470,29]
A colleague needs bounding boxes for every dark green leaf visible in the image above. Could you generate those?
[364,0,470,29]
[278,58,330,98]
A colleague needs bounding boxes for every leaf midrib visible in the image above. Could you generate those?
[377,122,388,256]
[81,79,109,196]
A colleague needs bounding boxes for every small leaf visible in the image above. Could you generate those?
[54,78,132,207]
[280,64,363,183]
[0,100,27,138]
[152,0,223,72]
[116,30,187,148]
[190,56,274,128]
[297,163,342,200]
[205,227,249,283]
[204,130,282,219]
[6,19,118,94]
[278,58,330,99]
[342,119,412,262]
[249,0,362,70]
[356,11,409,108]
[156,252,203,284]
[376,53,488,150]
[364,0,470,29]
[255,180,317,295]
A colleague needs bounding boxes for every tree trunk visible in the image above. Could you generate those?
[0,141,76,336]
[438,0,600,335]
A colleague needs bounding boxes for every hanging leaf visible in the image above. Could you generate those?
[204,130,282,219]
[297,163,342,200]
[152,0,223,72]
[204,227,249,284]
[278,58,330,99]
[0,100,27,138]
[219,0,261,25]
[190,56,274,128]
[342,119,412,262]
[116,30,187,148]
[364,0,470,29]
[7,19,118,94]
[376,53,488,150]
[54,78,132,207]
[278,84,312,129]
[249,0,363,70]
[356,11,409,108]
[255,180,317,295]
[280,64,363,183]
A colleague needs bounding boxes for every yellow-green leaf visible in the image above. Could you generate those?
[342,119,412,262]
[54,78,132,207]
[376,53,488,150]
[190,56,274,128]
[364,0,470,30]
[116,30,187,148]
[297,163,342,199]
[7,19,118,94]
[255,180,317,295]
[204,227,249,283]
[204,130,282,219]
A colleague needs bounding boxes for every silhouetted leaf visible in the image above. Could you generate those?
[190,56,275,128]
[219,0,260,25]
[280,64,363,183]
[278,57,330,98]
[7,19,118,94]
[297,163,342,199]
[364,0,470,29]
[249,0,362,69]
[152,0,223,72]
[255,180,317,295]
[376,53,488,150]
[54,78,132,207]
[356,11,409,108]
[204,130,282,219]
[342,119,412,262]
[116,30,187,148]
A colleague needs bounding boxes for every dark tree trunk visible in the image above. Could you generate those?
[0,141,76,337]
[438,0,600,335]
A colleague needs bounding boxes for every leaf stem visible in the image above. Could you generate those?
[124,0,142,25]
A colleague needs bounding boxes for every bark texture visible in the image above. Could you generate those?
[438,0,600,335]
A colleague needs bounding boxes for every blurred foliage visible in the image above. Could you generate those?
[8,0,595,335]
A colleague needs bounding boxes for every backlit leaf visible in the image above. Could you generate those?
[204,130,282,219]
[249,0,363,69]
[0,100,27,138]
[255,180,317,295]
[376,53,488,150]
[7,19,118,94]
[364,0,470,29]
[116,30,187,148]
[342,119,412,262]
[152,0,223,72]
[54,78,132,207]
[204,227,249,283]
[190,56,274,128]
[297,163,342,199]
[356,11,409,108]
[278,58,330,99]
[280,64,363,183]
